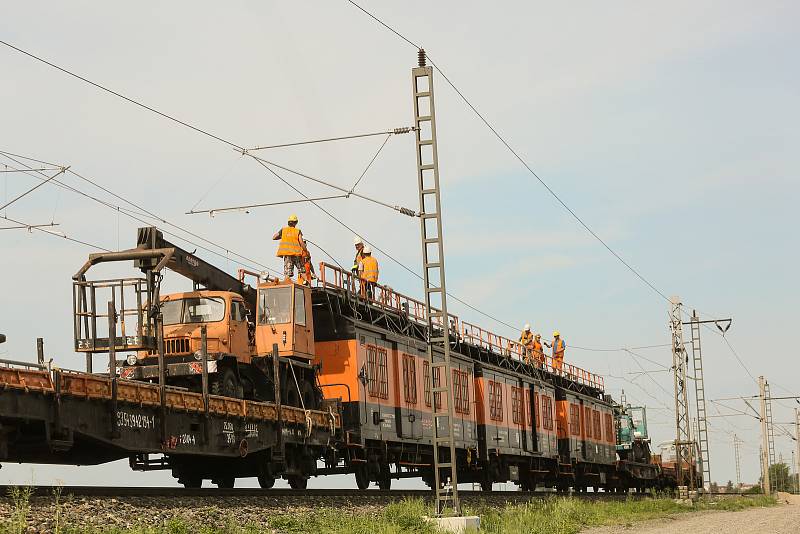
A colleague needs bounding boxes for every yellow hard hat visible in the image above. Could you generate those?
[288,214,298,223]
[553,330,560,337]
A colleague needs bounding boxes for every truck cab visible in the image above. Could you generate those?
[255,279,315,360]
[121,290,253,384]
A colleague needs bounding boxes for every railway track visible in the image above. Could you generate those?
[1,485,650,500]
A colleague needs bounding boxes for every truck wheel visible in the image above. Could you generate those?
[288,476,308,490]
[212,367,242,399]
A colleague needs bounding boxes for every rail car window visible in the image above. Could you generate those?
[294,288,306,326]
[593,410,602,441]
[584,406,592,438]
[402,354,417,405]
[569,404,581,436]
[533,392,540,428]
[258,287,292,324]
[489,381,504,422]
[452,370,470,414]
[161,297,226,326]
[366,345,388,399]
[423,361,442,409]
[541,396,554,430]
[604,413,614,443]
[511,387,522,425]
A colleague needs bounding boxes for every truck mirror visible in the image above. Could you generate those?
[0,334,5,344]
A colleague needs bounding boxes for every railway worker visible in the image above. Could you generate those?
[298,246,316,286]
[352,236,365,293]
[532,333,545,367]
[358,246,379,299]
[273,214,305,280]
[519,324,534,363]
[545,331,566,372]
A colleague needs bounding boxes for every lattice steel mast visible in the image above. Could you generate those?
[670,296,695,488]
[413,49,460,516]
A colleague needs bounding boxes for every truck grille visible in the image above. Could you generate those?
[148,338,191,355]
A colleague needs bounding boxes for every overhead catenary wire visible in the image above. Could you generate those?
[0,166,68,212]
[0,37,685,350]
[0,153,283,278]
[1,214,109,251]
[247,127,412,151]
[187,195,348,216]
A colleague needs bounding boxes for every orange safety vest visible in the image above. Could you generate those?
[360,255,379,282]
[533,339,544,360]
[552,338,565,359]
[519,331,533,347]
[276,226,302,257]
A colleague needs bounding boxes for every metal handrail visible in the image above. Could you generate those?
[316,261,604,391]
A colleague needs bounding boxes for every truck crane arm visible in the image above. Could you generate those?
[134,226,257,319]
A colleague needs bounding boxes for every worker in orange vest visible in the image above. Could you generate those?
[272,214,305,280]
[532,333,545,367]
[545,331,566,371]
[352,236,366,293]
[298,246,316,286]
[519,324,534,363]
[358,246,379,299]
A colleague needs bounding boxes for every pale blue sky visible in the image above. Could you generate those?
[1,1,798,488]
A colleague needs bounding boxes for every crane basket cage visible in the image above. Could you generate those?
[73,277,157,354]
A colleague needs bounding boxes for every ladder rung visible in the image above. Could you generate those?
[416,115,432,121]
[419,164,435,171]
[424,238,439,244]
[432,387,449,393]
[415,91,431,97]
[434,463,453,469]
[417,140,433,146]
[420,212,437,219]
[422,188,437,195]
[429,337,446,343]
[425,262,442,269]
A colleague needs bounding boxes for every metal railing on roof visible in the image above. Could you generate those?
[317,262,605,392]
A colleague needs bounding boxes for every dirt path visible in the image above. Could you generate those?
[581,494,800,534]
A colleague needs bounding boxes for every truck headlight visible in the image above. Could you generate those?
[126,354,138,366]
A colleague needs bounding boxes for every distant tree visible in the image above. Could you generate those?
[709,481,719,492]
[758,462,793,492]
[725,480,734,493]
[743,484,762,494]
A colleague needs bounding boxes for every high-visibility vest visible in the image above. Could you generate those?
[519,331,533,346]
[533,340,543,354]
[552,338,565,359]
[276,226,302,257]
[360,256,379,282]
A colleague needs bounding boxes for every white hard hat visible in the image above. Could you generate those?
[353,236,364,245]
[363,245,372,254]
[524,324,531,331]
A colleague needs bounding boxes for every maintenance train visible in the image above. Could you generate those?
[0,227,696,492]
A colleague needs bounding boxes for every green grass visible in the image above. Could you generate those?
[0,492,777,534]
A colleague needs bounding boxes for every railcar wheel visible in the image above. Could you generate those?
[215,476,235,488]
[258,475,276,489]
[180,474,202,488]
[377,471,391,491]
[288,476,308,490]
[480,479,493,492]
[355,466,370,490]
